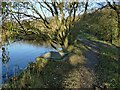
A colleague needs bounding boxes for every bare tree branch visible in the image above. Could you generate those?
[83,0,89,18]
[43,1,55,16]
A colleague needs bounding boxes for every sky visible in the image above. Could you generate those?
[25,0,108,18]
[0,0,119,3]
[0,0,119,20]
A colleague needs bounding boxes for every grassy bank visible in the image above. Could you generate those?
[3,44,89,88]
[76,33,120,88]
[96,43,120,88]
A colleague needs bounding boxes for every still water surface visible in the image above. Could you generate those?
[1,40,57,83]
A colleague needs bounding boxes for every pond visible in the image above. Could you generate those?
[0,40,58,83]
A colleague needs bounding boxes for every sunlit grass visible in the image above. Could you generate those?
[96,42,120,88]
[78,33,98,41]
[78,32,120,88]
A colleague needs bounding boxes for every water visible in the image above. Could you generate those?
[1,40,57,83]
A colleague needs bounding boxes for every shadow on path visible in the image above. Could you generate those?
[78,37,119,88]
[78,37,119,71]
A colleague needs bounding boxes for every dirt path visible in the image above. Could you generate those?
[84,50,99,72]
[78,38,100,70]
[77,38,101,87]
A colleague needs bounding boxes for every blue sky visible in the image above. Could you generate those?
[26,0,109,18]
[1,0,119,20]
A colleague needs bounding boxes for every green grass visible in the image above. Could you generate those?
[78,33,120,88]
[96,42,120,88]
[78,33,98,41]
[3,53,85,88]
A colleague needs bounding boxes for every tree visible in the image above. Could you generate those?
[92,0,120,44]
[106,0,120,40]
[1,1,87,52]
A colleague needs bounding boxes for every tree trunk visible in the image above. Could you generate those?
[117,12,120,45]
[117,12,120,46]
[61,36,69,52]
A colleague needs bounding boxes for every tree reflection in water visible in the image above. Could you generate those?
[2,46,10,81]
